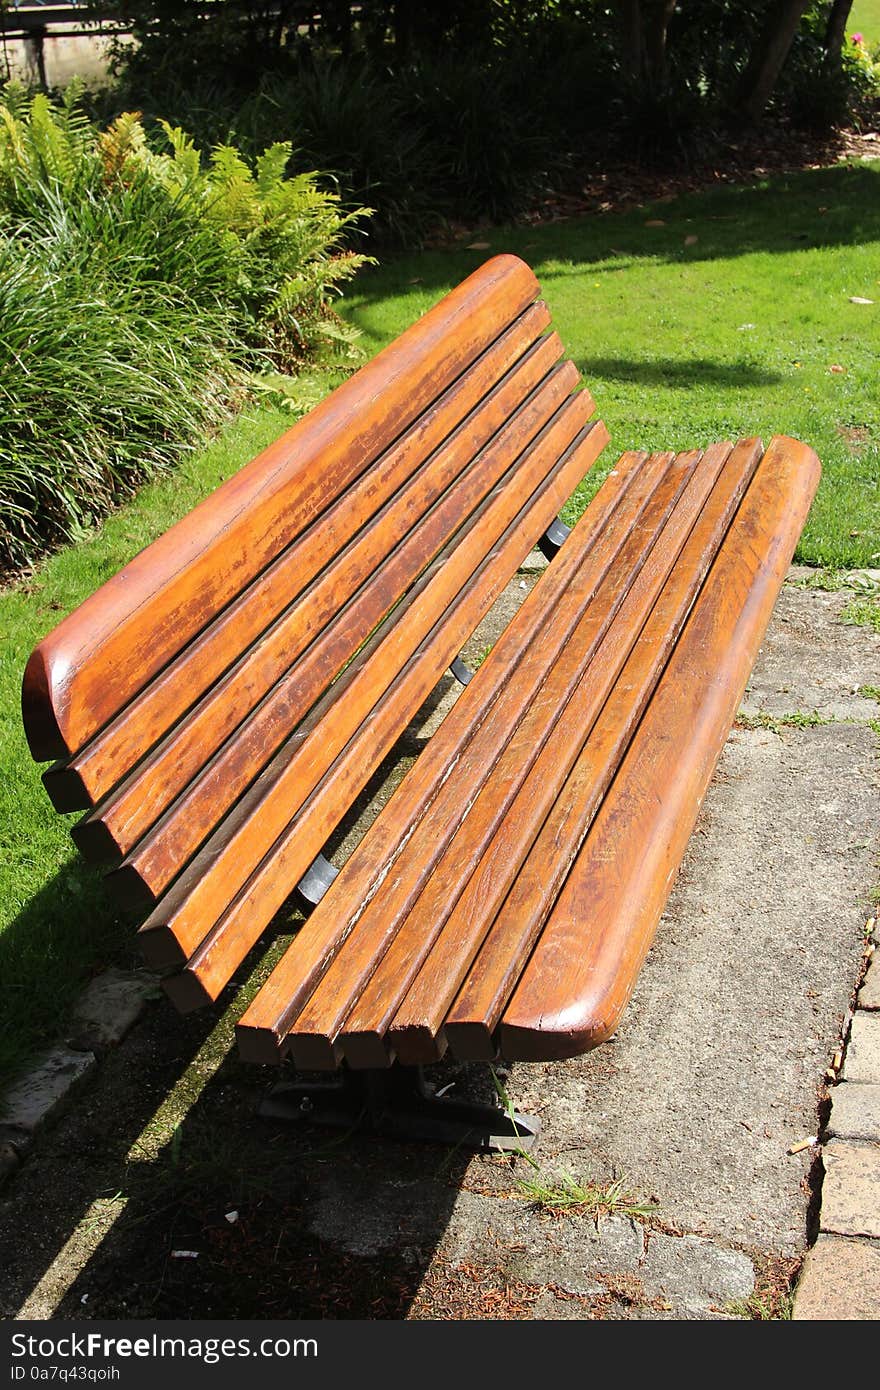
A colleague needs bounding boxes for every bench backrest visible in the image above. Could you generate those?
[22,254,609,1010]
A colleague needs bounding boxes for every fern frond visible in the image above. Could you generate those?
[98,111,148,184]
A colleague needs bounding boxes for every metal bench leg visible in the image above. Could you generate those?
[448,655,473,686]
[259,1062,540,1153]
[296,852,339,907]
[537,515,572,561]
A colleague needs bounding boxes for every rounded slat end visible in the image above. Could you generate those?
[21,643,69,762]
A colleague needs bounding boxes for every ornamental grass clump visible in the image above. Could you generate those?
[0,84,371,570]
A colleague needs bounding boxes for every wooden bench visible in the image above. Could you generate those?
[22,254,820,1149]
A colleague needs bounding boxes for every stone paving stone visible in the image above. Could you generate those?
[793,1234,880,1319]
[859,955,880,1011]
[636,1232,755,1313]
[841,1012,880,1084]
[827,1082,880,1142]
[0,1048,96,1135]
[0,1140,20,1186]
[820,1139,880,1239]
[67,968,160,1053]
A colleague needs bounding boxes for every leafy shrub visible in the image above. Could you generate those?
[0,85,371,569]
[0,227,235,566]
[233,61,441,248]
[394,50,568,225]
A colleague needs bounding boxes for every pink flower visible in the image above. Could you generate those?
[851,31,865,45]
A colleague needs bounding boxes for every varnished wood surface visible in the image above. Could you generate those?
[157,413,606,1010]
[287,447,691,1069]
[238,435,819,1069]
[45,304,556,816]
[498,435,821,1061]
[71,347,574,871]
[236,426,626,1064]
[441,438,763,1061]
[22,254,541,763]
[22,253,821,1067]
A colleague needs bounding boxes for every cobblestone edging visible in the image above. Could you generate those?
[0,970,160,1185]
[793,917,880,1320]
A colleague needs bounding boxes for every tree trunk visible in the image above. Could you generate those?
[618,0,677,89]
[618,0,645,83]
[824,0,855,63]
[735,0,812,121]
[643,0,677,90]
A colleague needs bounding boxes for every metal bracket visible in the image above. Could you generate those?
[537,516,572,561]
[296,852,340,907]
[259,1063,540,1153]
[449,655,473,687]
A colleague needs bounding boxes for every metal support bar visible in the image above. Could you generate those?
[259,1063,540,1153]
[537,516,572,561]
[449,655,474,686]
[296,852,340,907]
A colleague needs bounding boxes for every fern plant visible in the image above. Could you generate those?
[0,84,373,569]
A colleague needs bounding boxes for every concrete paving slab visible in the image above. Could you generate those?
[636,1231,755,1311]
[1,1049,96,1135]
[793,1234,880,1319]
[740,578,880,724]
[858,955,880,1010]
[819,1139,880,1238]
[67,969,161,1054]
[827,1082,880,1142]
[842,1013,880,1084]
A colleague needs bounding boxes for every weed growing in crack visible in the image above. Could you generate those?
[490,1067,658,1220]
[517,1171,659,1220]
[736,709,832,732]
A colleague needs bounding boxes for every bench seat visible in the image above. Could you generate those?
[21,253,820,1104]
[236,432,818,1069]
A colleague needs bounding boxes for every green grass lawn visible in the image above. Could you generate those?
[1,160,878,1089]
[345,162,880,573]
[850,0,880,45]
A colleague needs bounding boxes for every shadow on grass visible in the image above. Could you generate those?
[345,162,880,317]
[0,855,137,1087]
[574,356,784,389]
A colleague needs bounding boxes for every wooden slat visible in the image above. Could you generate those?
[103,363,584,903]
[437,438,763,1063]
[287,449,696,1070]
[43,302,554,813]
[497,436,821,1062]
[69,333,566,860]
[237,431,632,1065]
[158,412,608,1011]
[366,443,748,1068]
[23,254,541,762]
